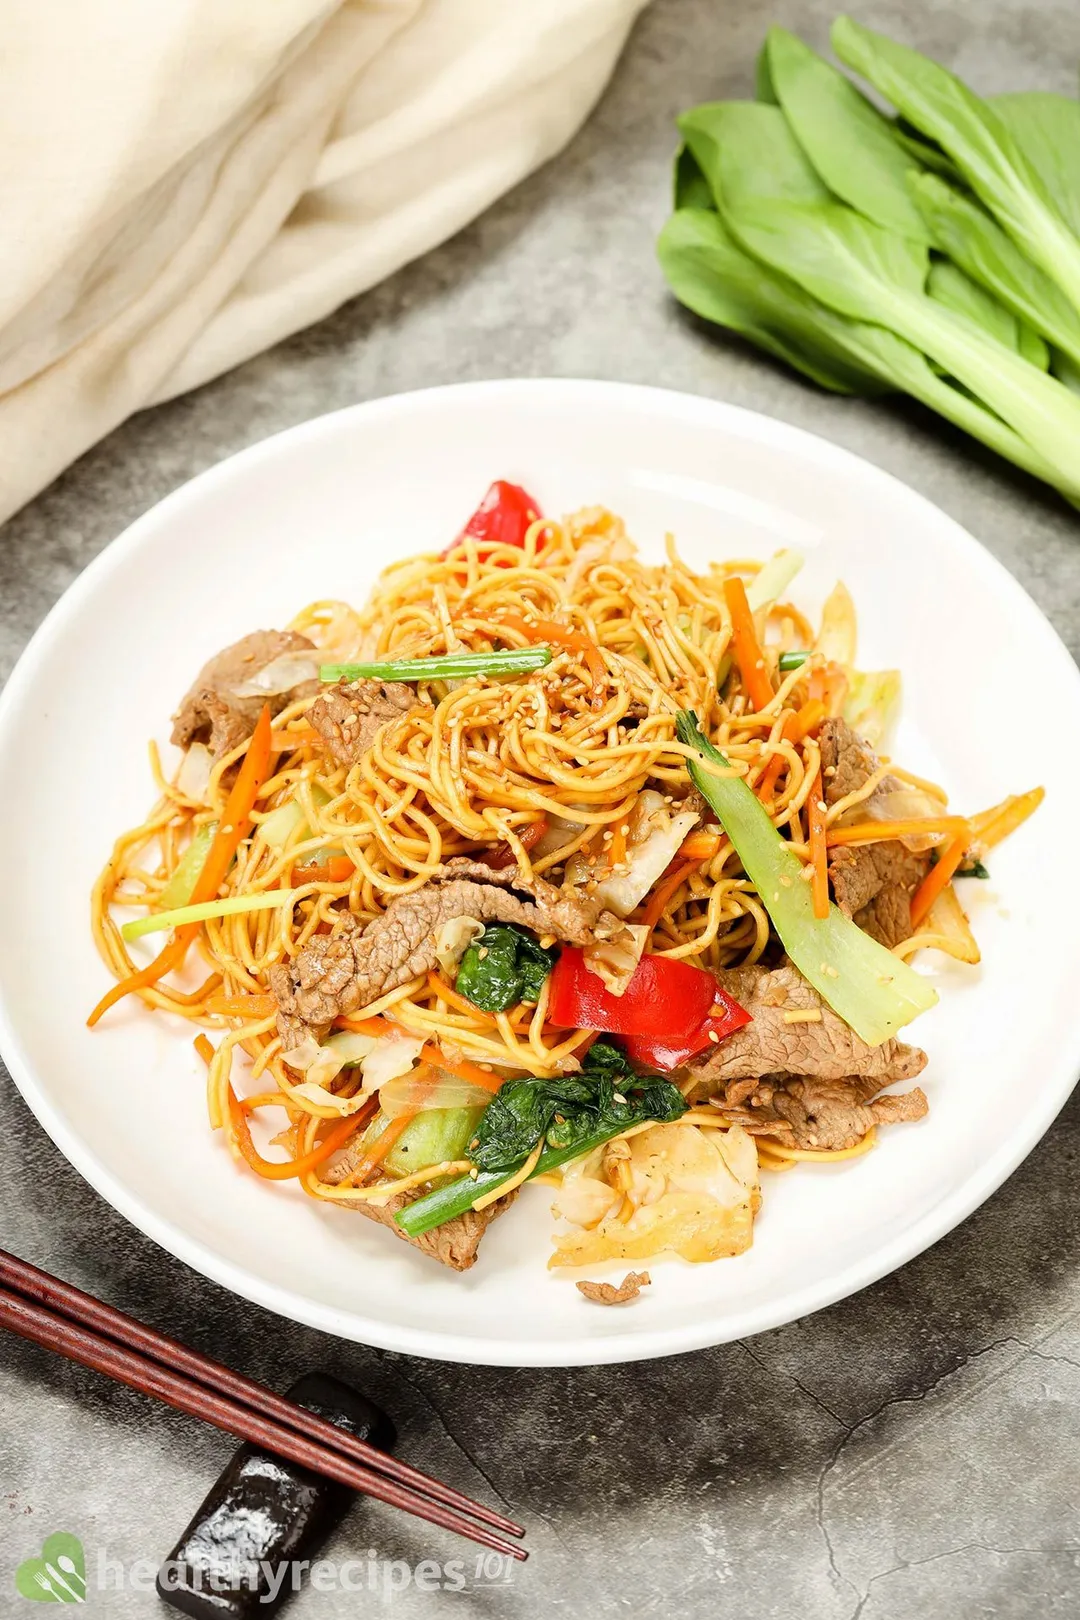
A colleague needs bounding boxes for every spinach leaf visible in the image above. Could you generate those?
[469,1048,687,1174]
[764,26,932,243]
[454,923,555,1013]
[674,143,715,212]
[832,18,1080,321]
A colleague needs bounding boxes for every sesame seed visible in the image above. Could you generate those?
[708,1030,720,1043]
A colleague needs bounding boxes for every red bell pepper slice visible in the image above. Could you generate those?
[547,947,751,1072]
[443,480,542,559]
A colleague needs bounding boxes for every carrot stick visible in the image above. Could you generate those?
[757,699,827,805]
[609,818,629,867]
[678,829,722,860]
[807,771,830,920]
[418,1042,506,1095]
[828,815,970,848]
[89,706,275,1026]
[193,1034,215,1067]
[910,832,969,930]
[340,1110,416,1185]
[641,857,700,932]
[206,993,278,1020]
[335,1015,395,1037]
[228,1087,373,1181]
[723,575,774,713]
[291,854,355,886]
[498,613,606,709]
[486,814,548,870]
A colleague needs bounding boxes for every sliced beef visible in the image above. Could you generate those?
[685,964,927,1099]
[171,630,318,759]
[271,858,632,1047]
[819,717,931,947]
[714,1073,928,1151]
[309,679,420,768]
[320,1142,517,1270]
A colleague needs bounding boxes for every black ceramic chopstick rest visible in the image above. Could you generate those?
[158,1371,396,1618]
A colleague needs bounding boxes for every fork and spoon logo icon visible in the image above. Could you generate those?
[15,1534,86,1604]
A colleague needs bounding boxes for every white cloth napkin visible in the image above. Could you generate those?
[0,0,647,526]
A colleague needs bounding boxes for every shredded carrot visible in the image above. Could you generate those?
[418,1042,506,1095]
[828,815,970,848]
[193,1034,215,1066]
[757,699,827,805]
[227,1087,373,1181]
[678,829,722,861]
[291,854,355,886]
[487,814,548,869]
[89,706,275,1027]
[807,770,830,920]
[789,697,828,744]
[427,970,499,1026]
[334,1015,394,1037]
[206,993,278,1020]
[910,832,969,930]
[498,612,606,709]
[723,575,774,713]
[609,817,629,866]
[642,856,700,932]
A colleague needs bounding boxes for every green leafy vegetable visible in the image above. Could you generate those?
[926,259,1049,370]
[395,1042,687,1237]
[454,923,556,1013]
[832,17,1080,318]
[320,647,551,684]
[764,26,931,242]
[675,709,937,1044]
[910,172,1080,367]
[469,1047,685,1175]
[959,859,991,881]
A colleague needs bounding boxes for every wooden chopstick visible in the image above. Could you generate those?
[0,1254,526,1561]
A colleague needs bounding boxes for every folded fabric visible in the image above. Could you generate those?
[0,0,648,526]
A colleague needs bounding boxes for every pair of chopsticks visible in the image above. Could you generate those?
[0,1248,526,1561]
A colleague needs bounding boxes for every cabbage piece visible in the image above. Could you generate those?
[566,790,700,917]
[843,668,902,750]
[814,580,857,666]
[379,1063,494,1119]
[434,916,484,977]
[549,1123,760,1266]
[228,652,319,698]
[177,742,213,802]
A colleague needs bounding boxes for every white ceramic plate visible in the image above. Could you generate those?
[1,380,1078,1366]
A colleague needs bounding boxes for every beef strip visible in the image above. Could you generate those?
[309,679,420,768]
[819,717,931,948]
[685,964,927,1098]
[171,630,318,759]
[271,858,632,1047]
[320,1141,517,1270]
[715,1073,928,1151]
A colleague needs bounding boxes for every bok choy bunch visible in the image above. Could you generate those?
[658,18,1080,502]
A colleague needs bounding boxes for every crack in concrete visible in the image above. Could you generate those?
[817,1327,1080,1613]
[740,1340,848,1427]
[846,1540,1080,1619]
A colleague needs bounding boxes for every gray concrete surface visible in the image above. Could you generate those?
[3,2,1080,1615]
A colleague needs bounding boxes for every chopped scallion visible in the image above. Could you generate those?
[121,888,300,942]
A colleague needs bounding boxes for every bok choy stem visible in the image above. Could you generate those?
[675,710,937,1044]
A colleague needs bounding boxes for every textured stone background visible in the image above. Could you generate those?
[3,2,1080,1615]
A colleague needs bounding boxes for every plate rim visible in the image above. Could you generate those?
[2,376,1078,1366]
